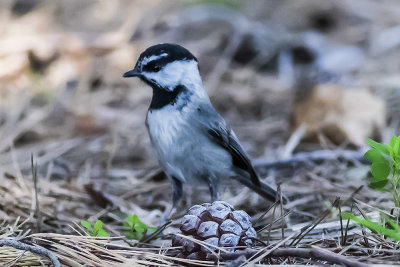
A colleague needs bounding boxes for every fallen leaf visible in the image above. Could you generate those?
[291,84,386,146]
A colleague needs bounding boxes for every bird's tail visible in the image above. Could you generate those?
[233,176,288,204]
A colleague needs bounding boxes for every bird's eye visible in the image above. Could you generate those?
[143,62,161,72]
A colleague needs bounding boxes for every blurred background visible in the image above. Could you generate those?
[0,0,400,231]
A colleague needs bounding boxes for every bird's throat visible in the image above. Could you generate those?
[149,84,186,110]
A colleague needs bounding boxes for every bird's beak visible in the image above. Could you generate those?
[123,68,141,78]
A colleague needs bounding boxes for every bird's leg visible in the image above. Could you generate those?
[208,180,219,202]
[164,177,183,220]
[172,177,183,207]
[186,186,193,208]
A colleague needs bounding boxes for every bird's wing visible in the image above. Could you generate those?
[194,103,261,186]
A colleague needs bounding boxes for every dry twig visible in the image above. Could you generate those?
[0,238,60,267]
[222,247,370,267]
[254,149,366,171]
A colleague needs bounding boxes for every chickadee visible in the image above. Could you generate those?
[123,43,283,208]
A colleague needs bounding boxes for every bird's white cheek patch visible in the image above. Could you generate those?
[143,60,201,91]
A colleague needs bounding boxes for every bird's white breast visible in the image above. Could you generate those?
[146,107,186,150]
[146,100,233,185]
[146,103,231,184]
[146,106,190,180]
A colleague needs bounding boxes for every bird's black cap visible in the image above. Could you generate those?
[123,43,198,78]
[138,43,197,64]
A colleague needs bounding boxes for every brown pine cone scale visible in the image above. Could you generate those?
[173,201,257,260]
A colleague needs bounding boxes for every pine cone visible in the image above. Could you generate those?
[172,201,257,260]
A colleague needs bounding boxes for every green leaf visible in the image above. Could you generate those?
[371,162,390,179]
[369,186,390,192]
[389,136,397,149]
[339,212,353,220]
[341,212,400,241]
[134,232,143,240]
[131,215,139,224]
[97,229,110,237]
[391,136,400,163]
[81,220,93,232]
[367,138,389,155]
[124,231,135,239]
[134,222,146,234]
[122,214,156,240]
[94,220,103,231]
[369,178,389,190]
[364,149,386,163]
[395,137,400,153]
[383,215,400,232]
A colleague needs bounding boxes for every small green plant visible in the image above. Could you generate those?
[341,136,400,242]
[123,214,156,240]
[81,220,110,237]
[342,212,400,241]
[365,136,400,207]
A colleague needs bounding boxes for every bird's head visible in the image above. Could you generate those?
[123,43,202,93]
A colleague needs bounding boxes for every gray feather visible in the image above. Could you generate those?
[193,103,279,202]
